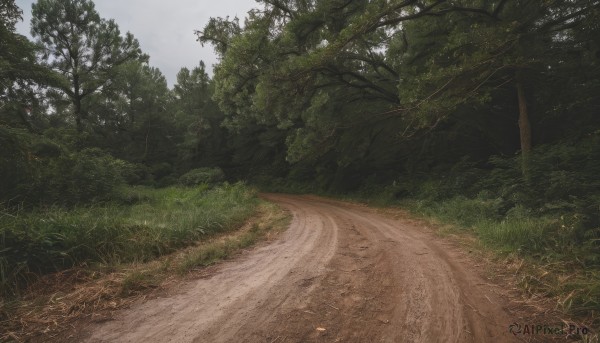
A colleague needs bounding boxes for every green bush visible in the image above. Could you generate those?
[150,162,173,180]
[179,167,225,186]
[0,127,36,205]
[480,137,600,213]
[33,148,126,205]
[398,135,600,266]
[119,162,150,185]
[1,128,130,206]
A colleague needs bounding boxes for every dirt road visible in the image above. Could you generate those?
[84,194,521,342]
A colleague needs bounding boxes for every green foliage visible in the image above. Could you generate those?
[196,16,241,56]
[36,148,127,204]
[0,1,22,31]
[0,127,131,206]
[179,167,225,186]
[0,1,62,135]
[0,183,257,296]
[385,136,600,228]
[393,137,600,319]
[480,137,600,219]
[150,162,174,181]
[406,198,551,252]
[0,127,35,203]
[31,0,146,131]
[80,60,178,172]
[172,62,230,170]
[194,0,600,197]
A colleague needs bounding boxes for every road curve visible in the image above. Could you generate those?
[85,194,520,343]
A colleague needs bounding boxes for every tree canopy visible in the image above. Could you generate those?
[197,0,600,189]
[31,0,146,132]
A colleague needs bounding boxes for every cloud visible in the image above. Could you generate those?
[14,0,257,87]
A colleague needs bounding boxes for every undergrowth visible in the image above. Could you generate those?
[403,196,600,321]
[0,182,258,297]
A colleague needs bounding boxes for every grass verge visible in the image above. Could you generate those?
[0,182,256,297]
[400,197,600,340]
[0,186,290,342]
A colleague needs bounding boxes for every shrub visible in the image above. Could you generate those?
[33,148,126,205]
[397,135,600,265]
[150,162,173,180]
[179,167,225,186]
[119,162,149,185]
[0,127,36,205]
[1,128,130,206]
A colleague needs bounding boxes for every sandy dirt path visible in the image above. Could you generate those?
[84,194,522,343]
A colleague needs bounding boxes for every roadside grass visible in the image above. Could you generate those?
[0,182,257,298]
[402,197,600,335]
[123,201,290,294]
[0,199,290,342]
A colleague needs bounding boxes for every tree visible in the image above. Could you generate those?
[31,0,146,132]
[172,62,230,170]
[1,1,58,131]
[70,58,181,181]
[0,0,22,31]
[197,0,428,187]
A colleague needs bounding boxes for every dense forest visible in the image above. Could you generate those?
[2,0,600,335]
[3,0,599,209]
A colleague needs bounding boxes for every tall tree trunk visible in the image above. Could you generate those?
[74,96,83,132]
[143,128,150,163]
[74,73,83,133]
[516,74,532,179]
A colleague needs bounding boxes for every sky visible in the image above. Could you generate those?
[14,0,257,87]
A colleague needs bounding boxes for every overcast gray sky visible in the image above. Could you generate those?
[15,0,257,87]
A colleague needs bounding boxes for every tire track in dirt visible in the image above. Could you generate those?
[84,194,522,343]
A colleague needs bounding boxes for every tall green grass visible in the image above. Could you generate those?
[0,182,258,297]
[403,196,600,326]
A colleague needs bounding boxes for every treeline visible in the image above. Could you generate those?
[194,1,600,238]
[1,0,229,207]
[195,0,600,186]
[3,0,600,233]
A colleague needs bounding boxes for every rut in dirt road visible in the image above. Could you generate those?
[85,194,521,343]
